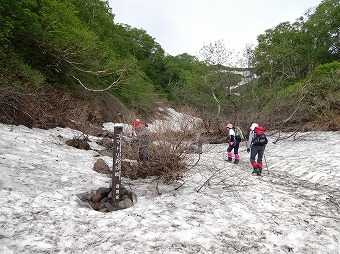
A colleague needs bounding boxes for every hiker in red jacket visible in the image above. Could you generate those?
[247,123,268,176]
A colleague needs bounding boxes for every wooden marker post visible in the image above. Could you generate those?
[109,125,123,210]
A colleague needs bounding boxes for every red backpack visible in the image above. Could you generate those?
[253,126,268,146]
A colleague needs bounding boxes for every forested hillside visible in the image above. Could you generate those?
[0,0,339,132]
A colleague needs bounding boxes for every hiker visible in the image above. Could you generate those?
[247,123,268,176]
[226,123,240,164]
[131,119,150,162]
[131,119,141,137]
[192,130,204,154]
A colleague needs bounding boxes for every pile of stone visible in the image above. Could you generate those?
[79,185,136,213]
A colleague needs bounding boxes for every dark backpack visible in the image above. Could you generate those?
[252,126,268,146]
[233,126,244,142]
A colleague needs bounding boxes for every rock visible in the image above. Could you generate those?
[86,185,137,212]
[91,203,100,211]
[93,158,111,174]
[96,187,111,197]
[91,193,102,203]
[118,200,126,209]
[99,197,108,204]
[99,207,109,213]
[65,138,90,150]
[124,198,134,208]
[98,203,108,210]
[77,192,93,202]
[121,194,130,200]
[97,137,113,149]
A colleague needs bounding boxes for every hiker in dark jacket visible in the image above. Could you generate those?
[247,123,267,176]
[132,119,150,162]
[226,123,240,164]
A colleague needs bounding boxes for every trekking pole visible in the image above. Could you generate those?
[264,152,269,174]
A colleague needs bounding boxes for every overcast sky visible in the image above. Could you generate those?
[108,0,323,56]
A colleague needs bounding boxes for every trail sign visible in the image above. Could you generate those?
[109,125,123,210]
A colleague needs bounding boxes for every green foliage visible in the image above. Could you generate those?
[303,0,340,62]
[254,0,340,89]
[259,61,340,127]
[20,62,46,87]
[306,61,340,100]
[254,21,312,85]
[242,0,340,129]
[265,81,305,113]
[118,25,167,90]
[309,61,340,79]
[0,0,339,130]
[304,64,340,126]
[0,0,42,57]
[113,74,161,113]
[0,0,163,110]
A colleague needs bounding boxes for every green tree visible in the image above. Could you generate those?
[302,0,340,63]
[254,21,311,86]
[163,53,200,91]
[253,0,340,88]
[117,25,166,89]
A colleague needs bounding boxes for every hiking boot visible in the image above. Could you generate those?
[234,159,239,164]
[252,166,259,174]
[257,168,262,176]
[227,157,232,162]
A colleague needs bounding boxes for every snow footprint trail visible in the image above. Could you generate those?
[264,131,340,218]
[200,133,340,253]
[258,171,339,252]
[260,170,340,221]
[244,138,340,253]
[266,131,340,188]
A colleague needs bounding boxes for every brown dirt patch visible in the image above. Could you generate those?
[0,86,132,131]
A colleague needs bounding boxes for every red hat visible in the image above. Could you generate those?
[132,119,141,128]
[226,123,233,129]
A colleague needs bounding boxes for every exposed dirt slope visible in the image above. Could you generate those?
[0,86,132,131]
